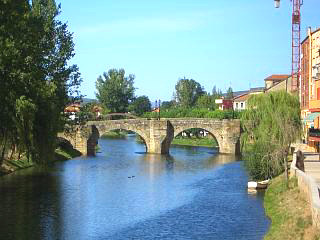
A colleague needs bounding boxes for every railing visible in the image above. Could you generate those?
[309,128,320,138]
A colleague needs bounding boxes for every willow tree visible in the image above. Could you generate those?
[241,91,301,181]
[0,0,81,164]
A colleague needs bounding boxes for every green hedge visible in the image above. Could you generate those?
[142,107,242,119]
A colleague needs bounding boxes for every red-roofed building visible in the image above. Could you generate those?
[233,94,250,111]
[215,98,233,110]
[264,74,291,89]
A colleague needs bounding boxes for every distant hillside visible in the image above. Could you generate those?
[81,98,97,105]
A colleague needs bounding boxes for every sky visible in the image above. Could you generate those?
[57,0,320,102]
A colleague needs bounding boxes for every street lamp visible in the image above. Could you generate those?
[274,0,280,8]
[155,100,161,120]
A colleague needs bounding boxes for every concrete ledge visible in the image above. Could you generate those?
[291,153,320,228]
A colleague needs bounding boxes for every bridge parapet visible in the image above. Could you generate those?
[64,118,241,156]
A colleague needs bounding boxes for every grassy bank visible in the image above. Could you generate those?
[171,137,218,148]
[264,175,320,240]
[101,131,127,139]
[0,144,81,176]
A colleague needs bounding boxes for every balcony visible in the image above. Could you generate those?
[310,128,320,137]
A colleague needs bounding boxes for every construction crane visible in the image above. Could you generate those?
[274,0,303,91]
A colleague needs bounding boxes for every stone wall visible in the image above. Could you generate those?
[74,118,241,155]
[290,153,320,228]
[58,130,88,155]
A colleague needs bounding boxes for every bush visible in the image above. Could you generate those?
[142,107,241,119]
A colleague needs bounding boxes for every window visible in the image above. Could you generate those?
[236,103,239,109]
[241,102,244,108]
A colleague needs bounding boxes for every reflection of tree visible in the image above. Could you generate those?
[0,168,63,239]
[138,148,237,178]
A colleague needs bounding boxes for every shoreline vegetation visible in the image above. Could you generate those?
[171,137,218,148]
[0,139,81,177]
[264,174,320,240]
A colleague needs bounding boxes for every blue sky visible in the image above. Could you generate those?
[57,0,320,101]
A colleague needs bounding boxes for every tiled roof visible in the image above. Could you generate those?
[264,74,290,81]
[233,93,249,102]
[250,87,265,92]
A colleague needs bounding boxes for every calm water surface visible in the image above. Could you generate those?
[0,135,270,239]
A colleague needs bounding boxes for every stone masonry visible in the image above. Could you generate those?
[62,118,241,156]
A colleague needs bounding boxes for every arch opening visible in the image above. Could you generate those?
[88,125,149,155]
[170,128,220,151]
[56,136,82,160]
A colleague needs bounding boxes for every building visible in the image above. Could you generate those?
[264,74,291,90]
[233,94,249,111]
[233,87,264,111]
[265,75,294,93]
[215,98,233,110]
[300,27,320,151]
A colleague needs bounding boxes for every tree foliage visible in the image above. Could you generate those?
[196,94,216,110]
[143,107,241,119]
[241,91,301,181]
[128,96,151,116]
[175,78,204,108]
[226,87,234,100]
[212,85,223,99]
[96,69,135,113]
[161,100,175,109]
[0,0,81,164]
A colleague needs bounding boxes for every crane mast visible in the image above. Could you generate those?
[291,0,302,91]
[274,0,303,91]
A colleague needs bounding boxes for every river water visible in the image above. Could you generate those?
[0,135,270,240]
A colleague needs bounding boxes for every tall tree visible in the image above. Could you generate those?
[96,69,135,113]
[128,96,151,116]
[0,0,82,164]
[31,0,82,163]
[175,78,204,108]
[226,87,234,100]
[196,94,216,110]
[212,85,222,99]
[241,91,301,182]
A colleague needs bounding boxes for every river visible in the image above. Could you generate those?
[0,135,270,240]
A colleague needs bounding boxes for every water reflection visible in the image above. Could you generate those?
[0,136,269,240]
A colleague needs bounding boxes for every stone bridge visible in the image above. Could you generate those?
[61,119,241,156]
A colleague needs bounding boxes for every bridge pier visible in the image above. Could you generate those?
[62,118,241,156]
[145,120,174,154]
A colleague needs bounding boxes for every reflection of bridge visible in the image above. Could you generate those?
[61,119,240,156]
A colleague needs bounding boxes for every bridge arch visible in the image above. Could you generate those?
[86,121,151,155]
[170,126,222,152]
[172,127,220,149]
[166,119,240,154]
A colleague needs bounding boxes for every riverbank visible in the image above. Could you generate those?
[101,131,127,139]
[264,174,320,239]
[0,143,81,176]
[171,137,217,148]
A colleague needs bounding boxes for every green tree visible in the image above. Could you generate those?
[212,85,222,99]
[226,87,234,99]
[96,69,135,113]
[196,94,216,110]
[128,96,151,116]
[15,96,37,162]
[0,0,81,164]
[161,100,175,109]
[175,78,204,108]
[241,91,301,182]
